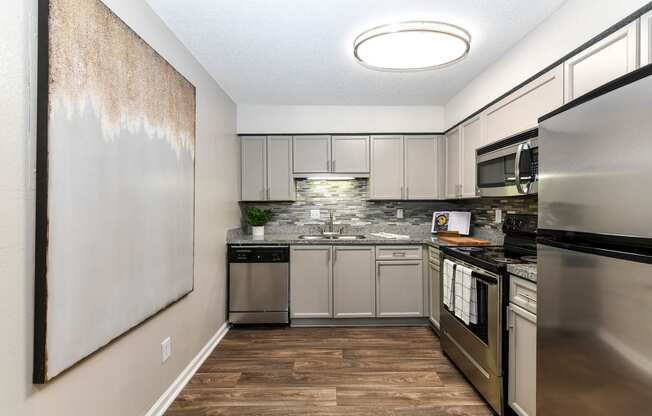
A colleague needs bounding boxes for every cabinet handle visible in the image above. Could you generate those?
[327,248,331,264]
[332,160,336,172]
[400,186,404,199]
[266,187,270,200]
[393,252,406,257]
[520,293,536,303]
[333,249,337,263]
[260,189,265,200]
[406,186,409,199]
[327,160,331,172]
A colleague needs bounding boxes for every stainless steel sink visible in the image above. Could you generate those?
[297,234,366,240]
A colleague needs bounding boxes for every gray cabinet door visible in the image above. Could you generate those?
[642,11,652,66]
[444,128,461,199]
[241,136,267,201]
[332,135,370,173]
[290,246,332,318]
[460,116,483,198]
[333,246,375,318]
[267,136,294,201]
[370,135,404,199]
[376,260,424,317]
[429,261,440,329]
[508,303,537,416]
[293,135,331,173]
[404,135,439,200]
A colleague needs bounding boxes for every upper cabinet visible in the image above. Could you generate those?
[460,115,484,199]
[370,135,405,199]
[241,136,294,201]
[641,11,652,66]
[485,64,564,145]
[331,136,370,173]
[564,21,639,102]
[267,136,295,201]
[240,136,267,201]
[404,135,440,200]
[444,128,462,199]
[293,135,331,173]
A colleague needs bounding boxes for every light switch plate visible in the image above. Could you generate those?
[396,209,404,219]
[495,209,502,224]
[310,209,320,219]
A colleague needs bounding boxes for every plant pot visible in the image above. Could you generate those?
[251,226,265,237]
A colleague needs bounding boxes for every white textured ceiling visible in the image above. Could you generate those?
[147,0,566,105]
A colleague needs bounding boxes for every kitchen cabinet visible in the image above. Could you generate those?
[293,135,331,173]
[508,303,537,416]
[428,247,441,330]
[333,246,375,318]
[460,115,483,198]
[290,246,332,318]
[404,135,440,199]
[266,136,295,200]
[331,136,370,173]
[240,136,267,201]
[641,11,652,66]
[564,21,639,102]
[241,136,294,201]
[370,135,404,199]
[376,259,424,317]
[444,128,462,199]
[484,64,564,145]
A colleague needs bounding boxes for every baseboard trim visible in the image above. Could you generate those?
[144,322,230,416]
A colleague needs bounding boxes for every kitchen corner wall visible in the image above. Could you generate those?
[1,1,239,415]
[240,179,537,234]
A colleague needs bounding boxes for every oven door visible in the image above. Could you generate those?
[440,256,503,413]
[477,135,538,197]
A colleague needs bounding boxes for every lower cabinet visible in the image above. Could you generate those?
[290,246,333,318]
[376,260,424,317]
[333,246,375,318]
[508,302,537,416]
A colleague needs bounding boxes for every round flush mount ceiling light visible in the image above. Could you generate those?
[353,21,471,71]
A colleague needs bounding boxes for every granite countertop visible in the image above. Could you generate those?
[507,263,537,284]
[227,230,452,247]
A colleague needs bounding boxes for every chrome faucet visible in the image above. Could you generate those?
[321,209,343,235]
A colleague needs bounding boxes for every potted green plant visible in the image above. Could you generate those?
[244,207,273,237]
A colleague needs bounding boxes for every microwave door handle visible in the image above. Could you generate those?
[515,142,533,194]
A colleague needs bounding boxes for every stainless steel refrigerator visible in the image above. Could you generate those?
[537,66,652,415]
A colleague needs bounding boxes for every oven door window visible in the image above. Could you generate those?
[443,277,490,344]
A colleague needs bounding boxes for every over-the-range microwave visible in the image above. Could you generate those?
[476,128,538,197]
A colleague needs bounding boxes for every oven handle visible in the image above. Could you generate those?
[471,271,498,285]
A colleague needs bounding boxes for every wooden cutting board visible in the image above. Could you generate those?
[437,235,492,246]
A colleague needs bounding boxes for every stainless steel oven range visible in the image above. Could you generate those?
[440,214,537,415]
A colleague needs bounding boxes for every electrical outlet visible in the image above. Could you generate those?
[495,209,502,224]
[396,208,404,219]
[310,209,320,219]
[161,337,171,363]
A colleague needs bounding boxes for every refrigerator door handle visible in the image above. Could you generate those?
[515,142,532,195]
[538,237,652,264]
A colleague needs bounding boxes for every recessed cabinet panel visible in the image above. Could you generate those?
[241,136,267,201]
[460,116,483,198]
[508,304,537,416]
[267,136,294,201]
[332,136,370,173]
[290,246,333,318]
[333,246,375,318]
[404,135,439,199]
[370,136,404,199]
[429,261,441,330]
[445,128,462,199]
[564,21,639,102]
[641,11,652,66]
[376,260,424,317]
[293,135,331,173]
[485,65,564,145]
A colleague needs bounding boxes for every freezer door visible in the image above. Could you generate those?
[538,73,652,238]
[537,243,652,416]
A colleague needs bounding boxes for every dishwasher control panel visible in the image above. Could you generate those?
[228,246,289,263]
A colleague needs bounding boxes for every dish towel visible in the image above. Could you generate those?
[454,265,478,325]
[443,259,456,309]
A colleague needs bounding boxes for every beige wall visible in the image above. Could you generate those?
[0,1,239,415]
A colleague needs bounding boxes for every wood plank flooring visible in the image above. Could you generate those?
[166,327,493,416]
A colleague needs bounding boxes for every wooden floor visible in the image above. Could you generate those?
[166,326,493,416]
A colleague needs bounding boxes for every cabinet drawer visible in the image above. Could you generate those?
[428,247,441,265]
[375,246,422,260]
[510,276,537,315]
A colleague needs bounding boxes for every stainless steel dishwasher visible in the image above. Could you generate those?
[228,246,289,324]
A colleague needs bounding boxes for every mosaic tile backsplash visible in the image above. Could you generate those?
[239,179,537,235]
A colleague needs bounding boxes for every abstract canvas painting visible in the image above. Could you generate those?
[34,0,196,383]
